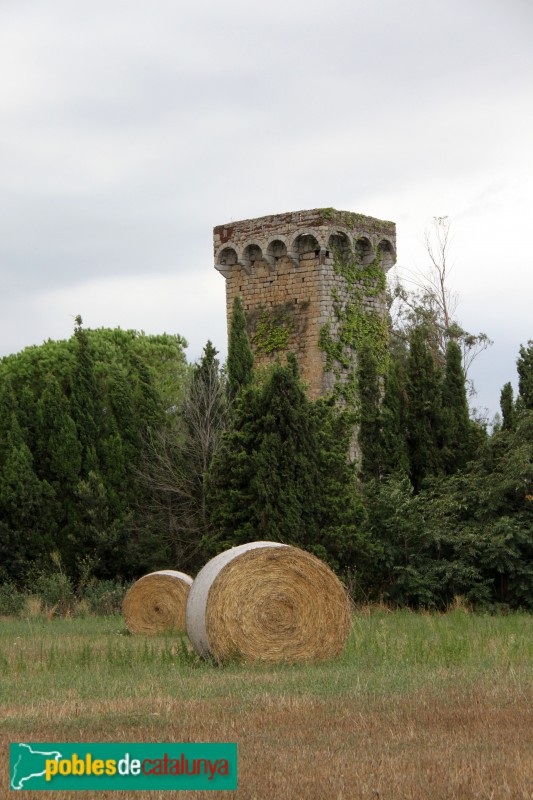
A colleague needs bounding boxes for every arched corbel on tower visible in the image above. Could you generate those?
[327,230,351,262]
[265,237,289,270]
[354,237,374,265]
[241,242,264,274]
[377,239,396,272]
[215,246,239,276]
[290,230,325,265]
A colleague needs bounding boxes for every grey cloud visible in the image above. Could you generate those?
[0,0,532,416]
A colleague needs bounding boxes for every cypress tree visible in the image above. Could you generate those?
[37,374,82,487]
[34,374,82,566]
[227,297,254,401]
[107,367,140,463]
[208,355,361,567]
[441,339,471,473]
[380,345,410,475]
[500,382,516,432]
[0,413,55,580]
[517,341,533,411]
[134,357,165,431]
[70,316,99,475]
[210,356,313,547]
[0,376,18,465]
[0,325,189,582]
[357,343,382,481]
[406,324,443,490]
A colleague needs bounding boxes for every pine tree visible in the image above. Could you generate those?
[500,382,516,432]
[227,297,254,401]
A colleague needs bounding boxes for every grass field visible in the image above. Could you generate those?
[1,609,532,799]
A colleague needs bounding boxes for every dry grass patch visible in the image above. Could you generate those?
[2,680,532,799]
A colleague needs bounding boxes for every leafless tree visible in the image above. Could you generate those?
[389,217,492,381]
[136,346,228,570]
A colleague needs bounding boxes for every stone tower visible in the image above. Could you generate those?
[214,208,396,400]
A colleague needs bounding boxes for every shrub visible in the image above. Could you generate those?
[83,579,129,615]
[34,572,74,616]
[0,582,26,616]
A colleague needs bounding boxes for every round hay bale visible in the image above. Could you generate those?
[122,570,193,635]
[186,542,352,663]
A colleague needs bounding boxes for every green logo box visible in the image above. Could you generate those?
[10,742,237,791]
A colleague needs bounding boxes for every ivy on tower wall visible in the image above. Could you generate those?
[318,247,389,408]
[247,300,309,355]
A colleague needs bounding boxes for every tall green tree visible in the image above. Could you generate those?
[208,355,366,569]
[70,316,99,475]
[379,341,410,475]
[357,343,381,481]
[441,338,472,473]
[517,341,533,411]
[227,297,254,401]
[0,325,189,584]
[500,382,516,432]
[36,374,82,488]
[0,413,55,581]
[406,324,443,490]
[0,376,18,465]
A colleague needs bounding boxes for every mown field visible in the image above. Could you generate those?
[1,610,532,799]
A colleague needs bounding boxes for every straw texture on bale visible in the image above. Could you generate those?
[122,570,193,634]
[186,542,352,663]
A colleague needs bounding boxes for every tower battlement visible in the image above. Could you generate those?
[214,208,396,400]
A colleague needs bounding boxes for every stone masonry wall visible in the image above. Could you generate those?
[214,208,396,400]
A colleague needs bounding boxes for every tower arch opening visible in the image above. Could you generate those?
[328,231,351,261]
[292,233,320,256]
[354,237,373,265]
[218,247,238,267]
[378,239,396,271]
[242,243,263,271]
[266,239,288,262]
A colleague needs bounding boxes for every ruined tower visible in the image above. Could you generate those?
[214,208,396,401]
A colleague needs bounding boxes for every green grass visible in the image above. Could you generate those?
[1,610,531,708]
[1,610,532,799]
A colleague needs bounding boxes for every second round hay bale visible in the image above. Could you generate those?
[186,542,352,663]
[123,570,193,634]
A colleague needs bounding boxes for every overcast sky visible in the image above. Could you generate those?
[1,0,532,419]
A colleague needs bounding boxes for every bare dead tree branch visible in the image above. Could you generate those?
[388,217,492,380]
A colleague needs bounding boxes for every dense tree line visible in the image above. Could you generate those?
[357,337,533,608]
[353,272,532,607]
[0,321,188,585]
[0,303,531,611]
